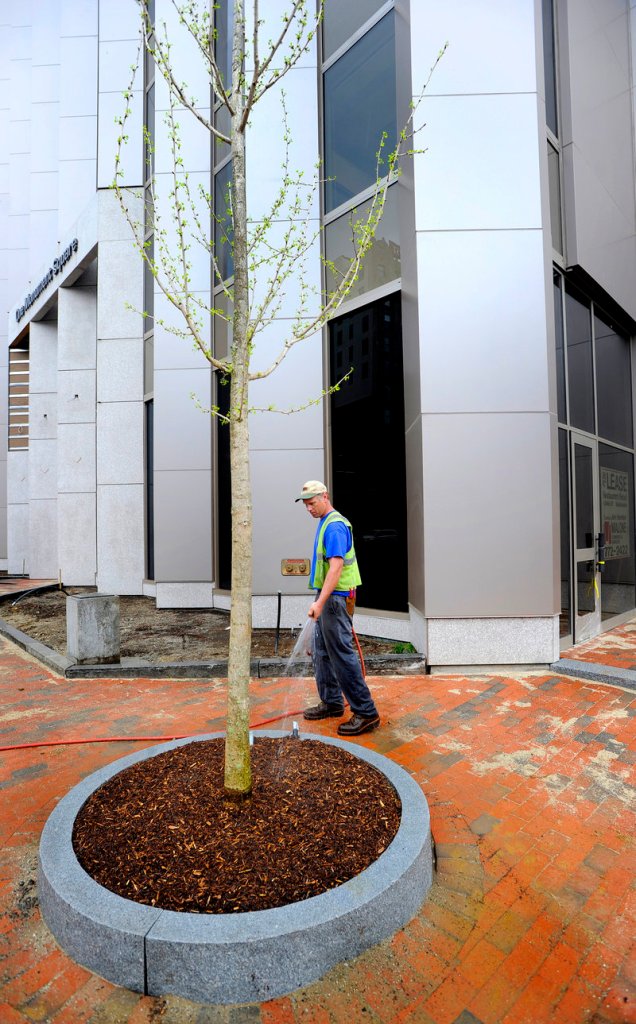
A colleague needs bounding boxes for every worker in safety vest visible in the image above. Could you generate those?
[295,480,380,736]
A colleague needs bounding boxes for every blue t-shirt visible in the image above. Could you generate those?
[311,514,352,595]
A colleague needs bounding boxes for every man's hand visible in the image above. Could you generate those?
[308,556,343,621]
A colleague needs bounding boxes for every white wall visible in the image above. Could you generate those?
[407,0,560,659]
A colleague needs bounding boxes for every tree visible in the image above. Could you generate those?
[114,0,443,797]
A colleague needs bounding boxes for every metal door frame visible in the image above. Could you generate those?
[570,432,601,643]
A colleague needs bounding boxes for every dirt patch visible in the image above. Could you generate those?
[0,587,401,664]
[73,735,401,913]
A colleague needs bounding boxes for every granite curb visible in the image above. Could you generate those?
[550,657,636,691]
[38,730,433,1004]
[0,610,425,678]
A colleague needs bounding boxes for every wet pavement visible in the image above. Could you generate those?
[0,619,634,1023]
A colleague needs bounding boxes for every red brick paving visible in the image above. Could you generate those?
[0,632,635,1023]
[562,620,636,671]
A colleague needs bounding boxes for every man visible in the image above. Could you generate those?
[295,480,380,736]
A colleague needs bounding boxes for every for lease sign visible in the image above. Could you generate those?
[601,467,630,560]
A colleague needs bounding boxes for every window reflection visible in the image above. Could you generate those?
[565,284,594,434]
[214,161,233,281]
[599,444,635,618]
[322,0,386,60]
[547,141,562,254]
[558,429,571,637]
[553,271,566,422]
[324,184,400,301]
[595,313,633,448]
[323,13,397,213]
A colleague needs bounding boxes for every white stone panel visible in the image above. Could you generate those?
[416,229,551,414]
[97,338,144,402]
[57,369,96,424]
[30,170,58,211]
[152,172,212,293]
[410,0,538,97]
[155,582,214,609]
[153,295,212,370]
[61,0,98,38]
[59,36,97,117]
[57,491,96,585]
[29,396,57,440]
[28,499,58,578]
[97,186,142,242]
[422,412,558,618]
[29,322,58,394]
[414,92,542,232]
[58,158,97,232]
[97,238,144,340]
[96,483,146,593]
[245,67,320,224]
[153,368,211,471]
[99,0,141,41]
[154,105,212,177]
[248,326,324,453]
[97,401,144,485]
[153,470,212,583]
[250,448,326,597]
[59,115,98,161]
[98,87,143,190]
[30,105,59,172]
[57,423,96,493]
[427,616,560,666]
[32,65,60,104]
[7,502,29,575]
[29,440,57,500]
[7,451,28,504]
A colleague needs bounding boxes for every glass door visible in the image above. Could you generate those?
[571,434,601,642]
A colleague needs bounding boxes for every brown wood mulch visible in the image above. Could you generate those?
[72,737,402,914]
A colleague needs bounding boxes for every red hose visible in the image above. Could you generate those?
[0,708,307,753]
[0,630,367,753]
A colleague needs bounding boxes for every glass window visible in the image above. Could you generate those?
[214,2,232,90]
[558,429,571,637]
[565,284,595,434]
[323,12,396,213]
[144,82,155,180]
[548,141,562,254]
[595,312,633,447]
[599,444,635,619]
[213,290,233,360]
[322,0,387,60]
[542,0,558,136]
[574,442,594,550]
[214,161,233,281]
[143,233,154,325]
[329,292,407,612]
[214,104,231,167]
[553,271,566,422]
[324,183,400,302]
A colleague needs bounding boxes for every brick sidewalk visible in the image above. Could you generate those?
[0,635,634,1023]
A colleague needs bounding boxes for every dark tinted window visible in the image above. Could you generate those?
[565,284,594,433]
[214,161,233,281]
[323,13,396,213]
[329,292,407,611]
[599,444,635,618]
[595,313,633,447]
[542,0,558,135]
[322,0,386,59]
[553,271,566,422]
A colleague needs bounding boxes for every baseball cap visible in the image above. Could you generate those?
[294,480,328,502]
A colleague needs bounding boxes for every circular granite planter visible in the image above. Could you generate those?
[38,731,432,1004]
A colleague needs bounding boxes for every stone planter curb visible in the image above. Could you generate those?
[38,731,433,1004]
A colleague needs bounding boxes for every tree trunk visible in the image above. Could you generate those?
[223,0,252,796]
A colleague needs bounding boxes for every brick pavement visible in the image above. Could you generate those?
[0,632,634,1023]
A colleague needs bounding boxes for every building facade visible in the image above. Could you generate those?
[1,0,635,667]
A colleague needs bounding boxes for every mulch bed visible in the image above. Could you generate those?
[73,737,402,914]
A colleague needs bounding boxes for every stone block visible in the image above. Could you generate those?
[66,593,120,664]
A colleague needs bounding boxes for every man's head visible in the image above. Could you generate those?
[295,480,332,519]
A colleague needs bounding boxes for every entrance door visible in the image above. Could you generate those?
[571,434,601,642]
